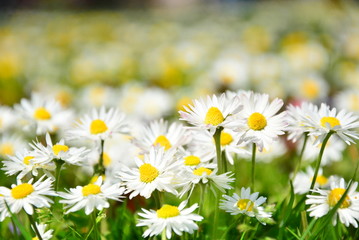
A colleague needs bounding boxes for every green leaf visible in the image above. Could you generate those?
[4,201,32,240]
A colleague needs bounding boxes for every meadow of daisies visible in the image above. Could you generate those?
[2,1,359,240]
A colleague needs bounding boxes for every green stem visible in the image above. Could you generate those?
[251,143,257,191]
[220,216,241,240]
[54,159,65,192]
[213,127,224,174]
[161,228,167,240]
[27,214,43,240]
[292,134,308,180]
[92,210,99,240]
[194,184,206,239]
[309,131,334,192]
[10,217,19,240]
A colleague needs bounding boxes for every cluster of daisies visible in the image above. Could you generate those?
[0,89,359,239]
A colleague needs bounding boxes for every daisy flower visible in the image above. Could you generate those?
[59,176,125,215]
[178,165,234,198]
[31,223,54,240]
[286,101,318,143]
[306,178,359,227]
[189,128,250,165]
[180,150,214,168]
[137,201,203,239]
[119,147,181,199]
[293,167,330,194]
[179,93,242,133]
[220,187,272,224]
[1,149,54,180]
[301,103,359,145]
[31,133,90,166]
[66,107,129,143]
[0,134,27,159]
[0,176,56,217]
[232,91,287,151]
[0,106,17,133]
[334,89,359,114]
[15,93,73,135]
[132,119,190,153]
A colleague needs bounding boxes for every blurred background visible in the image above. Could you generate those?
[0,0,359,117]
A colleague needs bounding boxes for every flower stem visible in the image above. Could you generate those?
[54,159,65,192]
[92,210,99,240]
[161,229,167,240]
[251,143,257,191]
[309,131,334,191]
[27,214,43,240]
[95,140,106,176]
[213,127,224,174]
[292,134,308,180]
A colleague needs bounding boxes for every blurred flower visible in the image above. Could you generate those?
[15,94,73,135]
[293,167,330,194]
[31,223,54,240]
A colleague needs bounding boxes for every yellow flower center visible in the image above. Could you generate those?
[328,188,350,208]
[23,156,34,165]
[184,155,201,166]
[193,167,212,176]
[32,237,39,240]
[237,199,254,211]
[0,143,14,156]
[316,175,328,186]
[302,79,319,99]
[248,112,267,131]
[90,119,108,134]
[157,204,180,218]
[139,163,159,183]
[33,107,51,120]
[204,107,224,126]
[52,144,69,155]
[220,132,233,146]
[11,183,34,199]
[82,184,101,196]
[320,117,341,128]
[103,153,111,167]
[153,135,172,150]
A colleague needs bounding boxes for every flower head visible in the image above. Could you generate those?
[137,201,203,239]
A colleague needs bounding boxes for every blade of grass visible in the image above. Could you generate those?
[4,201,32,240]
[286,227,300,239]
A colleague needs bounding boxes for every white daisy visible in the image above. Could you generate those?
[290,74,329,103]
[59,176,124,215]
[334,89,359,114]
[286,101,318,143]
[0,176,56,216]
[232,91,287,151]
[189,129,250,165]
[220,187,272,224]
[137,201,203,239]
[253,138,287,163]
[301,103,359,145]
[32,223,54,240]
[179,93,242,133]
[293,167,330,194]
[15,93,73,135]
[180,150,214,169]
[118,147,181,199]
[31,133,90,166]
[1,149,53,180]
[306,178,359,227]
[178,165,234,198]
[0,134,27,159]
[66,107,129,143]
[132,119,190,154]
[0,106,17,133]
